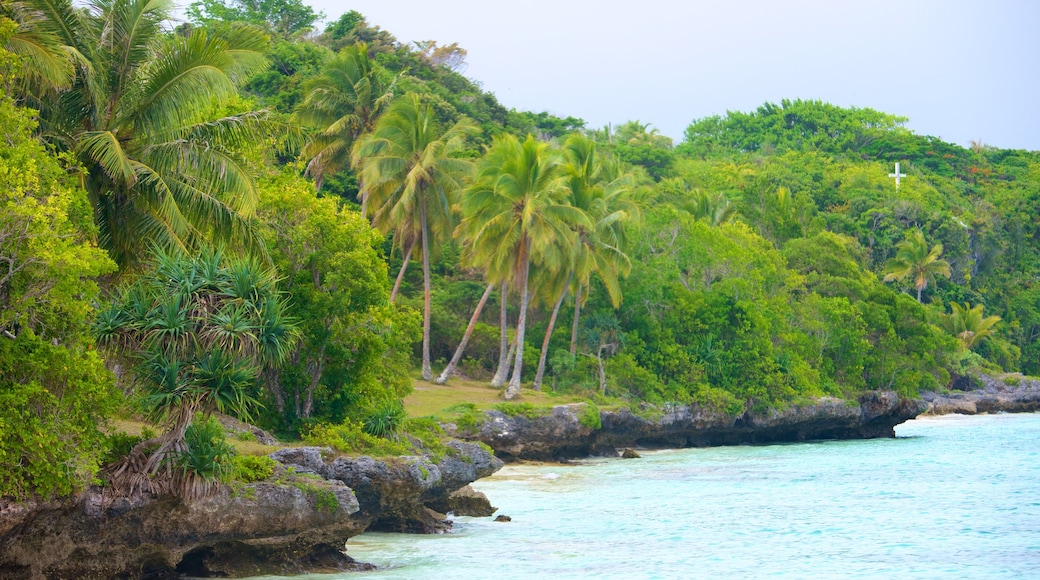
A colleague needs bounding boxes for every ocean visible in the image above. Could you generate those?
[258,413,1040,579]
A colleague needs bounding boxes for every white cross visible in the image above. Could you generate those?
[889,162,907,188]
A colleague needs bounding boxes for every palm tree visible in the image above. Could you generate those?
[3,0,77,106]
[883,229,951,302]
[947,302,1001,349]
[459,134,586,399]
[295,42,395,194]
[433,281,494,384]
[561,134,639,357]
[17,0,271,267]
[354,94,477,380]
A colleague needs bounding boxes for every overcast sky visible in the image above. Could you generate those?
[299,0,1038,150]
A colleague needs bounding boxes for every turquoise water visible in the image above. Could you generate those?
[266,413,1040,579]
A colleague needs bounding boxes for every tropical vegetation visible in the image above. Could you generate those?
[2,1,1039,504]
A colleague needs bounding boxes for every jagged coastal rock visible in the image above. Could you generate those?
[0,441,502,579]
[472,391,926,461]
[922,373,1040,415]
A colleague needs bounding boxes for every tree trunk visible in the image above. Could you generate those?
[917,284,923,303]
[569,283,583,356]
[390,237,417,304]
[302,341,327,419]
[505,243,532,399]
[435,283,494,384]
[420,196,433,381]
[533,275,571,391]
[491,283,510,387]
[597,345,607,396]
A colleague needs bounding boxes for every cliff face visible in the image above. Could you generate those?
[0,441,502,579]
[471,391,927,461]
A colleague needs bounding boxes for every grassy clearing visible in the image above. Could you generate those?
[404,378,587,419]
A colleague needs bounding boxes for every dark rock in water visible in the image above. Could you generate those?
[473,391,926,462]
[923,373,1040,416]
[0,438,503,578]
[427,484,497,517]
[621,448,642,459]
[494,515,512,522]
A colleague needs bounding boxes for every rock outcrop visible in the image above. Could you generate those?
[471,391,926,461]
[922,373,1040,415]
[0,441,502,579]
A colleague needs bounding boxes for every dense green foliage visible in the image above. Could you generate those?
[0,29,120,499]
[3,0,1040,501]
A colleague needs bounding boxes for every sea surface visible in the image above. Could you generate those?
[256,413,1040,579]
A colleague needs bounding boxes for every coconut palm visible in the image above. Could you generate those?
[17,0,271,267]
[561,134,639,357]
[353,94,477,380]
[433,281,494,384]
[3,0,78,106]
[296,42,395,194]
[947,302,1001,349]
[883,229,951,302]
[459,134,587,399]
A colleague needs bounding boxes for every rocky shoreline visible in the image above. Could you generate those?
[921,373,1040,416]
[464,390,926,462]
[8,380,1036,579]
[0,441,502,579]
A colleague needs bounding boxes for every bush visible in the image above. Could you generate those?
[578,402,602,430]
[305,420,411,456]
[444,402,484,432]
[176,416,235,482]
[361,398,407,439]
[232,455,277,483]
[102,432,145,466]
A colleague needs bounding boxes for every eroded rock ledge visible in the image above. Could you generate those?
[0,440,502,579]
[465,390,927,462]
[922,373,1040,415]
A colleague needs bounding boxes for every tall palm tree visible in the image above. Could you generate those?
[561,134,639,356]
[296,42,395,194]
[947,302,1001,349]
[354,94,477,380]
[883,229,951,302]
[17,0,271,267]
[460,134,586,399]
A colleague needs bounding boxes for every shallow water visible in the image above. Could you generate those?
[256,413,1040,579]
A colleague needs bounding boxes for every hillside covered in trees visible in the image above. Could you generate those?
[2,0,1039,502]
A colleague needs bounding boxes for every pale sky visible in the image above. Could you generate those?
[307,1,1038,150]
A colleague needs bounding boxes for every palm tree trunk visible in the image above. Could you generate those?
[491,283,510,387]
[569,283,583,356]
[533,275,571,391]
[506,244,532,399]
[390,237,417,304]
[435,283,494,384]
[917,285,923,303]
[420,197,433,381]
[597,345,608,396]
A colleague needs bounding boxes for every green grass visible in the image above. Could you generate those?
[404,378,587,420]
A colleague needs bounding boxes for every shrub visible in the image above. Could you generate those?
[305,420,410,456]
[578,402,602,430]
[361,398,407,439]
[175,416,235,483]
[232,455,276,483]
[444,402,484,431]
